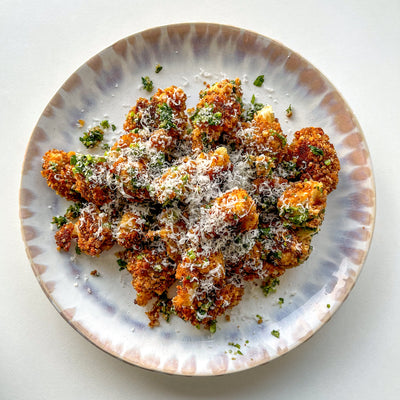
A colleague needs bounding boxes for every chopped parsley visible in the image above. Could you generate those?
[308,145,324,156]
[253,75,265,87]
[286,104,293,118]
[157,103,176,130]
[186,249,196,260]
[191,104,222,126]
[324,159,332,166]
[100,120,110,129]
[278,297,284,307]
[141,76,153,92]
[271,329,280,338]
[117,258,127,271]
[261,277,280,296]
[155,64,163,73]
[65,203,83,219]
[209,320,217,334]
[51,215,68,229]
[79,126,104,148]
[75,245,82,255]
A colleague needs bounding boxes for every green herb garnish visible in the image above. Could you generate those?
[141,76,153,92]
[51,215,68,229]
[308,145,324,156]
[286,104,293,118]
[253,75,265,87]
[117,258,127,271]
[271,329,280,338]
[79,126,104,148]
[155,64,163,73]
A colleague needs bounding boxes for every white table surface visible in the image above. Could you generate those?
[2,0,399,399]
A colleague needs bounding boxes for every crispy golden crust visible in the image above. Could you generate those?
[76,206,114,256]
[54,222,76,251]
[173,251,243,327]
[208,189,259,234]
[126,248,176,307]
[116,211,145,248]
[74,171,112,207]
[277,180,327,229]
[191,79,242,151]
[286,127,340,193]
[41,150,82,202]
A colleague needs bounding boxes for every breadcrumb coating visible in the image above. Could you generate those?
[286,127,340,193]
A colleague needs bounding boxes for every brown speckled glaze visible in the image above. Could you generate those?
[20,23,375,376]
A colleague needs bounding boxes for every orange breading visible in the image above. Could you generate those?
[54,222,76,252]
[258,220,312,269]
[228,106,287,162]
[110,157,150,202]
[75,205,114,256]
[277,180,327,229]
[123,86,189,138]
[41,149,81,202]
[73,165,112,206]
[123,97,150,132]
[173,251,242,328]
[208,189,259,234]
[116,211,146,248]
[147,208,187,263]
[286,127,340,193]
[126,248,176,307]
[191,79,242,151]
[153,147,231,204]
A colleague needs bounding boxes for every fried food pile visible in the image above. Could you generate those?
[41,79,340,330]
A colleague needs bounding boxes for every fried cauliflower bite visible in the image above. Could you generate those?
[110,156,151,201]
[123,97,151,132]
[41,150,82,202]
[54,222,77,252]
[124,86,189,141]
[75,204,114,256]
[147,207,187,263]
[126,247,176,307]
[152,147,231,205]
[258,219,312,269]
[206,189,259,235]
[229,105,287,163]
[277,180,327,229]
[191,78,242,151]
[173,251,243,328]
[286,127,340,193]
[116,211,146,249]
[73,168,112,207]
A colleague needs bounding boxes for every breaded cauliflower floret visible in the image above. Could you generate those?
[124,86,189,144]
[54,222,76,252]
[206,189,259,235]
[277,180,327,229]
[41,150,81,202]
[75,204,114,256]
[152,147,231,205]
[229,105,287,163]
[286,127,340,193]
[191,78,242,151]
[258,219,312,269]
[173,251,242,328]
[110,156,151,202]
[147,207,187,263]
[126,247,176,307]
[116,211,146,249]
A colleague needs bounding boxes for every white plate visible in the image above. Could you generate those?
[20,23,375,375]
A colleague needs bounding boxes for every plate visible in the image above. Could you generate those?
[19,23,375,375]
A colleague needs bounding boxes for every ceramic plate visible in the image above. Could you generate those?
[20,23,375,375]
